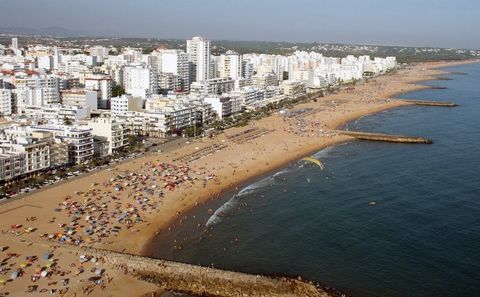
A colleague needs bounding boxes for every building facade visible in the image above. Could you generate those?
[187,36,211,82]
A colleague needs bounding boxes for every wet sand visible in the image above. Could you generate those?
[0,60,476,297]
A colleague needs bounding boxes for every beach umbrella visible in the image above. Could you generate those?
[43,252,51,260]
[0,279,5,285]
[10,271,19,279]
[40,270,48,277]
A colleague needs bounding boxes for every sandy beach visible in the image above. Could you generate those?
[0,60,476,297]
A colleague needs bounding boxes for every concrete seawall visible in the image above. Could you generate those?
[69,246,332,297]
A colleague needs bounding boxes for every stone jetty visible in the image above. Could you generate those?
[65,245,333,297]
[402,99,457,107]
[338,130,433,144]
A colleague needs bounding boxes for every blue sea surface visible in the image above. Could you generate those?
[151,63,480,297]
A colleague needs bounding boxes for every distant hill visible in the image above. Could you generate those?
[0,26,84,37]
[0,30,478,63]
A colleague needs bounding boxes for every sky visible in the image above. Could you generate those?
[0,0,479,49]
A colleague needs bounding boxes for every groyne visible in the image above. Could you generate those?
[338,130,433,144]
[69,246,332,297]
[402,99,457,107]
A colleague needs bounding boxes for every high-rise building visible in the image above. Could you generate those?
[0,89,12,116]
[218,50,242,80]
[11,37,18,49]
[242,61,254,81]
[153,49,190,92]
[53,47,61,70]
[89,46,109,63]
[84,75,113,109]
[186,36,211,82]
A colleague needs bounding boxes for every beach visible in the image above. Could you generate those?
[0,60,475,297]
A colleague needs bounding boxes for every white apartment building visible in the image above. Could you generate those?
[58,76,81,91]
[114,100,213,137]
[190,78,235,95]
[0,129,53,181]
[61,89,98,111]
[218,51,242,80]
[144,95,172,111]
[122,48,143,63]
[252,73,279,88]
[101,64,124,87]
[110,94,143,115]
[87,117,129,155]
[58,61,89,81]
[24,104,88,123]
[10,37,18,49]
[187,36,211,82]
[31,125,94,164]
[280,81,306,97]
[0,151,26,181]
[115,111,169,138]
[12,87,44,113]
[204,96,233,119]
[84,75,113,109]
[158,73,180,92]
[37,55,53,71]
[89,46,109,63]
[123,65,157,98]
[229,87,265,108]
[12,75,60,104]
[242,61,254,81]
[153,49,190,92]
[0,89,12,116]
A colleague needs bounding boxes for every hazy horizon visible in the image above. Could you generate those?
[0,0,479,49]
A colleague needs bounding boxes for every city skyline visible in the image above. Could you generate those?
[0,0,479,49]
[1,2,480,296]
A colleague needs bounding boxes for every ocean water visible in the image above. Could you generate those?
[149,63,480,297]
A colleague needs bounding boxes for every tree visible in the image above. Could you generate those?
[112,85,126,97]
[63,116,73,126]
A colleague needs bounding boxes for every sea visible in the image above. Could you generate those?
[149,63,480,297]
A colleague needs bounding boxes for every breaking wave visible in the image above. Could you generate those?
[313,146,335,159]
[205,174,280,228]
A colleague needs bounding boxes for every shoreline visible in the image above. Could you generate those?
[142,60,480,254]
[0,59,477,297]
